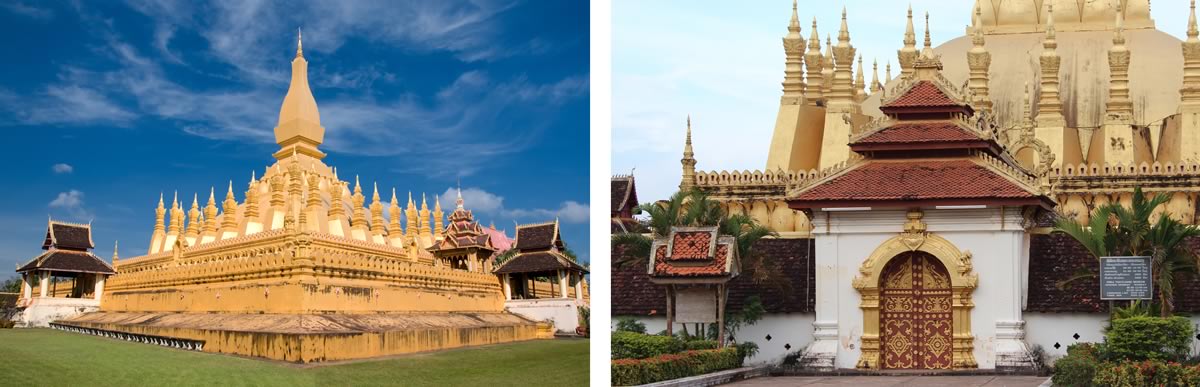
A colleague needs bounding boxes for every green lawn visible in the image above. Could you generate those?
[0,329,589,386]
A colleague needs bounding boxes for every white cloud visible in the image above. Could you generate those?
[52,163,74,174]
[1,2,54,20]
[5,2,587,176]
[437,187,589,224]
[49,190,92,220]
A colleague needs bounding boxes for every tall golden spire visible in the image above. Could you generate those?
[1184,0,1200,106]
[854,54,866,102]
[433,195,444,241]
[1037,2,1065,126]
[680,115,696,191]
[388,188,402,238]
[369,182,384,237]
[1107,1,1132,122]
[154,192,165,234]
[871,58,882,92]
[185,193,201,239]
[781,0,805,101]
[822,35,834,95]
[244,172,260,221]
[886,62,892,83]
[419,193,431,240]
[898,4,918,78]
[405,192,418,245]
[274,28,325,161]
[968,4,993,112]
[221,181,239,232]
[351,176,367,231]
[828,7,857,109]
[805,18,824,103]
[112,240,119,266]
[204,186,219,235]
[168,192,181,235]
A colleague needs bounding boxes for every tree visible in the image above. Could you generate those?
[612,189,775,283]
[1,276,20,293]
[1056,187,1200,317]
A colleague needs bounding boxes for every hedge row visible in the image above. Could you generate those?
[1052,316,1198,386]
[612,348,743,386]
[612,331,684,360]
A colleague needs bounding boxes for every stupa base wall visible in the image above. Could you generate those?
[102,278,504,314]
[54,311,553,363]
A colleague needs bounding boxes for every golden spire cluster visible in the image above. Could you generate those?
[967,4,992,112]
[781,0,806,102]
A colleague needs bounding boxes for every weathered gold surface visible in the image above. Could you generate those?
[58,311,547,363]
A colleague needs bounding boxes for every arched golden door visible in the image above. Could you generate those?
[879,252,953,369]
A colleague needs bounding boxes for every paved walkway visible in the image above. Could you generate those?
[726,375,1050,386]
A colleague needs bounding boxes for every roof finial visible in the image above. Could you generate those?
[871,58,881,91]
[923,12,931,49]
[1190,0,1198,39]
[456,185,464,210]
[158,192,165,208]
[1114,0,1126,45]
[113,240,119,262]
[788,0,799,32]
[296,27,303,58]
[1045,3,1056,41]
[904,4,916,46]
[684,114,693,158]
[838,7,850,44]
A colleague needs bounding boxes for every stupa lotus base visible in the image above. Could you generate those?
[53,311,552,363]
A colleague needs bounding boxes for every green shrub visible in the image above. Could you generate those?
[1105,316,1192,362]
[0,319,13,329]
[1053,343,1102,387]
[615,317,647,334]
[734,341,759,360]
[683,340,718,351]
[1092,360,1200,387]
[611,348,743,386]
[612,331,683,360]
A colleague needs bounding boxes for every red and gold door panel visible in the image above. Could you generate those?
[880,252,953,369]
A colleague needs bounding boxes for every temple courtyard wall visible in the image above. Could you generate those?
[505,298,587,334]
[14,297,100,328]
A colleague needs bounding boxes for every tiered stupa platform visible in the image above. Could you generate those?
[56,33,551,362]
[55,311,547,363]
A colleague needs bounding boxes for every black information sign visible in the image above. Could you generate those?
[1099,256,1153,300]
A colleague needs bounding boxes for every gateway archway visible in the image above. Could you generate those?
[879,252,953,369]
[851,210,979,369]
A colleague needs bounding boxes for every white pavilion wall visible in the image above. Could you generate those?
[1025,313,1200,364]
[814,207,1030,369]
[611,313,815,365]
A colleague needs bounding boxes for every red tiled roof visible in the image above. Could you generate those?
[853,122,981,145]
[790,159,1042,206]
[882,81,960,108]
[653,244,731,277]
[667,231,711,261]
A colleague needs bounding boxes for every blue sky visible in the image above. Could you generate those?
[613,0,1194,204]
[0,0,590,274]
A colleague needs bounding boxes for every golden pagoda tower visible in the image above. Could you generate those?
[69,31,546,363]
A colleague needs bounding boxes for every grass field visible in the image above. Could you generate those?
[0,328,589,386]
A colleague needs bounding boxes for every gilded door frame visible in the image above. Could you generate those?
[852,210,978,369]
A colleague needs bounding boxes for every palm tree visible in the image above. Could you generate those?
[612,189,776,284]
[1056,187,1200,317]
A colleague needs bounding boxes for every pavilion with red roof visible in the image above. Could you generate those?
[784,50,1054,370]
